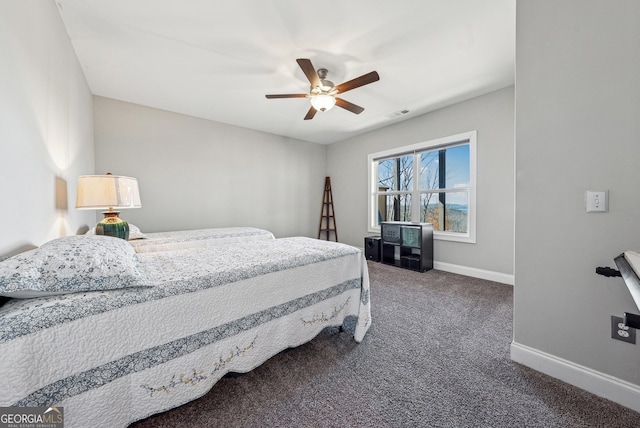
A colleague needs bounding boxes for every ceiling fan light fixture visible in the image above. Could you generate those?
[310,93,336,112]
[265,59,379,119]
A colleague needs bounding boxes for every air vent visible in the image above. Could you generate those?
[386,109,410,119]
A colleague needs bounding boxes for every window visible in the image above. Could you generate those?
[368,131,476,243]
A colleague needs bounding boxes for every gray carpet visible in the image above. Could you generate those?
[131,262,640,427]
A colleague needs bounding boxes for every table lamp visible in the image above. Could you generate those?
[76,173,142,240]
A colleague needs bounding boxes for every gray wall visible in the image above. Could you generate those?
[514,0,640,386]
[0,1,95,255]
[327,86,515,276]
[93,97,327,238]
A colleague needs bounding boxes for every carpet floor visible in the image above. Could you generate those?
[131,261,640,427]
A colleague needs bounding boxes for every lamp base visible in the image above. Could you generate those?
[95,211,129,240]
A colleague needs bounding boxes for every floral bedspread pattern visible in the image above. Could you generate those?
[128,227,275,252]
[0,235,153,298]
[0,237,371,428]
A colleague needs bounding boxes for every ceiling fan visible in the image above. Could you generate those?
[265,58,380,120]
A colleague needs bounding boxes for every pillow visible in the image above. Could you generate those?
[85,223,146,240]
[0,235,153,298]
[128,224,146,240]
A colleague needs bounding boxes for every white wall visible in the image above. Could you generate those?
[93,97,327,238]
[0,0,95,255]
[327,87,515,277]
[513,0,640,409]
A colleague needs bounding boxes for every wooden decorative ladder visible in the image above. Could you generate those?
[318,177,338,241]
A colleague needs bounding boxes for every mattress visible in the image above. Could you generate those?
[624,251,640,275]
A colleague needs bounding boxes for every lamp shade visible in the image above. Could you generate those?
[310,94,336,112]
[76,175,141,210]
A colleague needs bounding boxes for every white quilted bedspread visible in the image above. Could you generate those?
[0,237,371,427]
[129,226,275,253]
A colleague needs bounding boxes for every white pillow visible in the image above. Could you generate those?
[0,235,152,298]
[128,224,146,240]
[85,223,146,240]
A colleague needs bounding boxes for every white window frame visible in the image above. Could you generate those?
[367,131,477,243]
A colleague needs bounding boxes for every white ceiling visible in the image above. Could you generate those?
[55,0,515,145]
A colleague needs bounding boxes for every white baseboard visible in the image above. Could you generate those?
[434,261,514,285]
[511,341,640,413]
[358,251,514,285]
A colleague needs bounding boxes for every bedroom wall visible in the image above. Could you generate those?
[0,1,95,256]
[93,97,327,238]
[513,0,640,409]
[327,86,515,279]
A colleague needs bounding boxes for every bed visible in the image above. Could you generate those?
[0,234,371,427]
[613,251,640,329]
[126,226,276,253]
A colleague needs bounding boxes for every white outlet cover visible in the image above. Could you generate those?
[586,190,608,213]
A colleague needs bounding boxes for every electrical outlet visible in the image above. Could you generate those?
[611,316,636,344]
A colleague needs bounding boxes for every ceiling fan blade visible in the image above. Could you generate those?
[304,106,317,120]
[334,71,380,94]
[335,98,365,114]
[296,58,320,88]
[265,94,308,99]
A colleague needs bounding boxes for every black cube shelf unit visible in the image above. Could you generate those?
[380,222,433,272]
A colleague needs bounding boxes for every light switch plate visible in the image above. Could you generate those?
[586,190,608,213]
